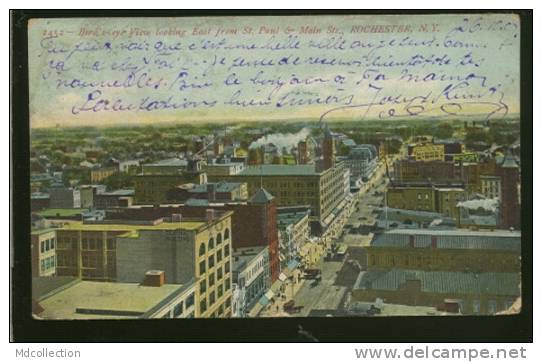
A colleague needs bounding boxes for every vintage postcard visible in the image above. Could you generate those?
[27,13,522,320]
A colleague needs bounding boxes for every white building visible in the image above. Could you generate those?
[338,144,378,188]
[231,247,269,317]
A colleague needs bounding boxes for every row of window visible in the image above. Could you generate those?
[40,238,55,253]
[40,255,55,272]
[161,293,195,318]
[200,262,231,292]
[242,258,265,282]
[251,181,318,189]
[200,294,232,315]
[56,238,116,251]
[278,191,316,197]
[199,245,230,274]
[199,230,230,256]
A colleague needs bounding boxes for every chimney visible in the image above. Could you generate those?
[408,235,415,248]
[431,235,437,249]
[143,270,165,287]
[206,209,215,224]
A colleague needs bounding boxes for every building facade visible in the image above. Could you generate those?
[277,208,310,270]
[480,175,501,200]
[353,229,521,315]
[90,166,117,183]
[31,229,57,277]
[339,144,378,183]
[387,183,467,222]
[134,172,207,204]
[116,212,234,318]
[210,163,348,223]
[49,186,81,209]
[408,143,445,162]
[231,246,270,317]
[366,229,521,273]
[166,182,248,203]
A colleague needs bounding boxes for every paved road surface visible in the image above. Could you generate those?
[292,259,348,316]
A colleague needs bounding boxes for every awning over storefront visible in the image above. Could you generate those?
[287,259,300,270]
[258,295,270,307]
[270,280,282,293]
[264,289,275,299]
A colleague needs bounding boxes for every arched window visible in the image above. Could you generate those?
[199,243,206,256]
[224,228,230,240]
[208,237,215,249]
[216,233,223,245]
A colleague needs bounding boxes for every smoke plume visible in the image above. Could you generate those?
[249,128,311,154]
[456,198,499,213]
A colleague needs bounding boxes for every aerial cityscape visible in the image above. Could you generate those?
[24,14,523,321]
[30,117,522,318]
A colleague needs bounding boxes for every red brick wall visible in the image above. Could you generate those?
[498,166,520,229]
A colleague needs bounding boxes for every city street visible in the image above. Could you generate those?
[291,259,348,316]
[259,155,402,317]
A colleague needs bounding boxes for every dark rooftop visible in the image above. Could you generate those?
[371,229,520,251]
[354,269,520,296]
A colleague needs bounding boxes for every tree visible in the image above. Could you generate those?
[338,143,351,156]
[102,173,134,190]
[465,129,493,148]
[434,123,454,139]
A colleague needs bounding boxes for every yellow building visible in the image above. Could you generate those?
[434,187,467,220]
[387,184,467,222]
[31,229,57,277]
[387,185,436,212]
[54,211,234,318]
[90,167,117,183]
[410,143,445,162]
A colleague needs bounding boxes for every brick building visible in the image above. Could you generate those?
[387,183,467,222]
[208,163,348,224]
[353,229,521,314]
[497,152,521,229]
[366,229,521,273]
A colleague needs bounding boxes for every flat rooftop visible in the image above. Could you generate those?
[190,182,243,193]
[144,158,188,167]
[381,228,521,238]
[239,164,318,176]
[232,246,267,272]
[354,269,520,296]
[277,211,309,226]
[38,280,188,319]
[60,220,204,232]
[372,228,520,251]
[37,209,85,217]
[31,228,58,236]
[347,302,444,316]
[99,189,135,196]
